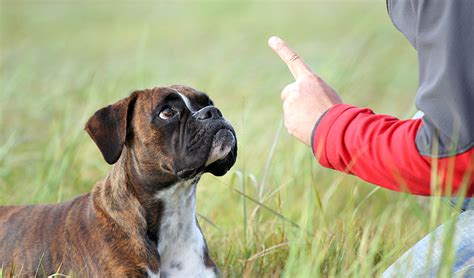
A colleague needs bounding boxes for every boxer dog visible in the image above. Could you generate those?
[0,85,237,277]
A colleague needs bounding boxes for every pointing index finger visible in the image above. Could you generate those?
[268,36,314,79]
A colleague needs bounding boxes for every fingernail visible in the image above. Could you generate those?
[268,36,281,48]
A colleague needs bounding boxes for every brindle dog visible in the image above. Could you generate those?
[0,85,237,277]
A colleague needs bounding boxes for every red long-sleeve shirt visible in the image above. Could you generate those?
[312,104,474,196]
[310,1,474,196]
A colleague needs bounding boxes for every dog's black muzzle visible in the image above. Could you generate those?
[175,106,237,179]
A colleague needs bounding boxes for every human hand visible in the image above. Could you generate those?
[268,36,343,146]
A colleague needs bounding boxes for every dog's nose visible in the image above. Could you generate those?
[194,106,223,120]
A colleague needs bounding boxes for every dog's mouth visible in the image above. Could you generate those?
[176,128,236,180]
[205,129,236,166]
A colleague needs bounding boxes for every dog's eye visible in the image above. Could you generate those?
[159,107,176,120]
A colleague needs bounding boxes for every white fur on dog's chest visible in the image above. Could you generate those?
[149,180,216,278]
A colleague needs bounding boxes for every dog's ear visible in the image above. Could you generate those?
[85,94,137,165]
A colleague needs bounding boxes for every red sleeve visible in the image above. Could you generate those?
[312,104,474,196]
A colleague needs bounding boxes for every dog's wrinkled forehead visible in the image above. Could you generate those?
[134,85,214,116]
[170,85,214,109]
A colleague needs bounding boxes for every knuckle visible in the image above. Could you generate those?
[288,126,296,135]
[289,53,300,63]
[281,83,296,100]
[294,84,303,94]
[284,83,295,91]
[286,94,295,103]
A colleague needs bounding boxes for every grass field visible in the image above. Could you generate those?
[0,1,461,277]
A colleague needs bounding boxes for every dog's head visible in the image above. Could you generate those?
[85,85,237,188]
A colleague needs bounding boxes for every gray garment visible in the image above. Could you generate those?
[387,0,474,157]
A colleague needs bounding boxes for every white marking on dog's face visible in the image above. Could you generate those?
[146,268,160,278]
[154,179,217,278]
[178,92,195,112]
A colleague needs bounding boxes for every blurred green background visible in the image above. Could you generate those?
[0,1,456,277]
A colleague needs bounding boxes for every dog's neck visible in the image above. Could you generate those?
[92,154,160,272]
[154,177,200,253]
[92,151,217,277]
[153,178,211,276]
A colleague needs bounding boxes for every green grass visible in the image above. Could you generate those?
[0,1,460,277]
